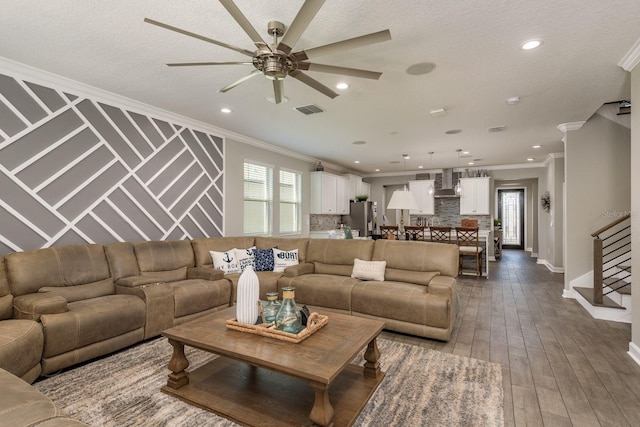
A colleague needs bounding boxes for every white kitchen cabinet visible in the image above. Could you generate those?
[408,180,435,215]
[360,181,371,199]
[459,177,490,215]
[310,172,350,214]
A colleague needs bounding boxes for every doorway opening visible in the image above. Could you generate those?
[498,189,525,249]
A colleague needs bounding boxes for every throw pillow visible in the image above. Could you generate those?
[235,246,257,271]
[273,248,299,273]
[210,249,241,274]
[351,258,386,281]
[253,248,275,272]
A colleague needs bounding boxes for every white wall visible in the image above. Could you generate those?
[630,66,640,351]
[564,114,631,288]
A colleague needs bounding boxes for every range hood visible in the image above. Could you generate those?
[434,169,460,198]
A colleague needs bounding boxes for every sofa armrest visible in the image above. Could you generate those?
[428,275,456,296]
[187,266,225,281]
[283,262,315,277]
[13,294,68,321]
[116,282,175,339]
[116,276,165,288]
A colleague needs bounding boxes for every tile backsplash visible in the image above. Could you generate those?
[310,214,342,230]
[410,197,491,229]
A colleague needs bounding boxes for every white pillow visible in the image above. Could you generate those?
[351,258,386,281]
[272,248,299,273]
[210,249,241,274]
[235,246,257,271]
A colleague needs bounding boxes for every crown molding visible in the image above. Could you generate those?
[557,121,586,133]
[618,36,640,72]
[0,57,355,173]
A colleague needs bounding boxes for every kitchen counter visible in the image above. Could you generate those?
[309,229,360,239]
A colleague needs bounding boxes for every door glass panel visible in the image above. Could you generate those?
[501,191,521,246]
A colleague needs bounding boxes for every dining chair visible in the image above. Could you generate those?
[455,226,483,277]
[380,225,399,240]
[429,226,452,243]
[404,225,427,241]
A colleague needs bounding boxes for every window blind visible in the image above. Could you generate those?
[244,162,273,235]
[280,169,302,234]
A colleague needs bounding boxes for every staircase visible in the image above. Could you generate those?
[573,214,632,323]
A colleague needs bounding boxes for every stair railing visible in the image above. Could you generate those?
[591,214,631,304]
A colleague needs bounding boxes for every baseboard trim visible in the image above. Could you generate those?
[562,289,574,299]
[526,247,533,252]
[530,252,538,258]
[628,342,640,367]
[537,259,564,273]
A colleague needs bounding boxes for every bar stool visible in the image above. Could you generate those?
[455,226,483,277]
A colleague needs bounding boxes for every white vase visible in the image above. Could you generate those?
[236,265,260,324]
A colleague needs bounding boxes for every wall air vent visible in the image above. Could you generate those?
[488,125,507,133]
[293,104,325,115]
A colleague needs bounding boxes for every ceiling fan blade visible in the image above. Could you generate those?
[293,29,391,61]
[218,69,262,93]
[144,18,254,57]
[167,61,253,67]
[273,80,285,104]
[289,70,338,99]
[219,0,270,50]
[297,63,382,80]
[277,0,326,55]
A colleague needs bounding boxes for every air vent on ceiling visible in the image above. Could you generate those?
[294,104,325,115]
[488,125,507,133]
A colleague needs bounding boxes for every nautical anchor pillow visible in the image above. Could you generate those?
[273,248,299,273]
[234,246,257,272]
[210,249,241,274]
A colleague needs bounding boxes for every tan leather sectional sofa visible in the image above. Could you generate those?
[0,236,457,426]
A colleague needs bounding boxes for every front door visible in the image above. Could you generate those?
[498,189,524,249]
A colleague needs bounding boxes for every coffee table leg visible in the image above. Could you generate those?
[309,380,334,426]
[166,339,190,389]
[364,336,381,379]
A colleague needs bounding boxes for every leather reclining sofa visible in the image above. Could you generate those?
[0,236,458,426]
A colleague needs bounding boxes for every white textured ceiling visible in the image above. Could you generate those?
[1,0,639,174]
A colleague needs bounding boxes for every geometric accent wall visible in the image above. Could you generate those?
[0,72,224,255]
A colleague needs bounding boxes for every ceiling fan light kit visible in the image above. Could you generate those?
[145,0,391,104]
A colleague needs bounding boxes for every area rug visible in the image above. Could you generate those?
[34,338,503,426]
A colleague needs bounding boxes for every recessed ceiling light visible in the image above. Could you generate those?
[418,165,424,169]
[521,39,543,50]
[336,82,349,90]
[462,151,470,155]
[507,96,520,105]
[527,158,535,161]
[406,62,436,75]
[220,108,232,114]
[402,154,410,159]
[430,108,446,117]
[352,140,367,145]
[533,144,542,149]
[375,169,380,172]
[468,162,474,165]
[354,160,360,164]
[445,129,462,135]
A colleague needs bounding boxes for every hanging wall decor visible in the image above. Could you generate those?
[541,191,551,213]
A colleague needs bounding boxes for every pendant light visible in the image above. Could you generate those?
[454,149,462,195]
[427,152,435,196]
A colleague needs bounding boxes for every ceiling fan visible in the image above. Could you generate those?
[144,0,391,104]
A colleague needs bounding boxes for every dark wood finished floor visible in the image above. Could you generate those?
[381,250,640,426]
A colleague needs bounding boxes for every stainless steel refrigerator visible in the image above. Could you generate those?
[344,201,376,237]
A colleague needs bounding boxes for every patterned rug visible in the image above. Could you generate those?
[34,337,503,426]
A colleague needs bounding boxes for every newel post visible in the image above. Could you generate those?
[593,237,603,304]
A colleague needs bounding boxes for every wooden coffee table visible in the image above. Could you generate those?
[161,306,385,426]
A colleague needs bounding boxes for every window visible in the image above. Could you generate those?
[244,161,273,235]
[280,169,302,234]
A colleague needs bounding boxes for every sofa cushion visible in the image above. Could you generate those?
[171,279,231,318]
[210,249,241,274]
[0,256,13,320]
[273,248,299,272]
[351,258,386,281]
[384,269,439,287]
[191,237,256,267]
[104,242,139,281]
[134,240,194,275]
[314,262,353,277]
[279,274,358,311]
[306,239,375,267]
[351,281,450,329]
[40,295,146,359]
[255,237,309,263]
[226,271,282,302]
[372,240,459,278]
[39,278,115,303]
[0,320,43,381]
[6,244,110,297]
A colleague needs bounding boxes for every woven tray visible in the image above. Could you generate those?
[225,312,328,343]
